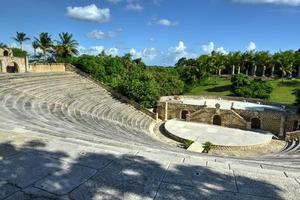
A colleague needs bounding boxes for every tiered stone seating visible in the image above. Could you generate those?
[0,72,300,199]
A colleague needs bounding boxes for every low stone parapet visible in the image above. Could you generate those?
[285,131,300,141]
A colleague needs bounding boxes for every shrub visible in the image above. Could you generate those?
[202,141,214,153]
[11,48,27,57]
[231,74,273,99]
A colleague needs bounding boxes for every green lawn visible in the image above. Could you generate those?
[186,76,300,105]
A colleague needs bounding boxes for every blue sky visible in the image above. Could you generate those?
[0,0,300,65]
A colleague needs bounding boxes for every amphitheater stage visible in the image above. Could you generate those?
[164,119,274,147]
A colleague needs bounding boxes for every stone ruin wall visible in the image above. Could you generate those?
[29,63,66,72]
[156,100,300,137]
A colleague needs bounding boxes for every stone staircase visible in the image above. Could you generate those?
[0,72,299,200]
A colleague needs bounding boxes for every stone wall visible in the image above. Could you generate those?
[0,56,27,73]
[189,108,247,129]
[157,96,300,137]
[29,63,66,72]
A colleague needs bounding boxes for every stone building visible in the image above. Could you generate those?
[0,47,28,73]
[0,47,66,73]
[157,95,300,138]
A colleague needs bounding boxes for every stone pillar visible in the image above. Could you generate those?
[164,102,168,121]
[237,66,241,74]
[298,66,300,78]
[271,66,275,78]
[155,112,159,122]
[253,65,257,76]
[231,66,235,75]
[262,66,266,77]
[25,56,29,72]
[279,116,285,138]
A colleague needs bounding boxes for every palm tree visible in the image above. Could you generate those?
[255,51,271,77]
[274,51,295,79]
[12,32,30,50]
[32,41,39,56]
[54,32,79,58]
[0,43,8,48]
[228,51,242,75]
[34,32,53,61]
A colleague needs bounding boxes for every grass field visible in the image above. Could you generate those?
[186,76,300,105]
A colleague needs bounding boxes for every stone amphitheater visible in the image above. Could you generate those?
[0,71,299,200]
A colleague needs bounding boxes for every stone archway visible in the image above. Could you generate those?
[213,115,222,126]
[6,62,19,73]
[181,110,189,120]
[251,118,261,129]
[293,120,299,131]
[3,50,9,57]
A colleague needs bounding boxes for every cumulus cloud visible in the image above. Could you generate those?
[202,42,215,54]
[216,47,228,54]
[201,42,228,54]
[167,41,190,61]
[86,30,116,39]
[234,0,300,6]
[130,47,157,61]
[125,3,143,11]
[150,18,177,26]
[79,46,119,56]
[66,4,110,23]
[246,41,256,51]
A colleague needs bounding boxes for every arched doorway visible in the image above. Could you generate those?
[293,120,299,131]
[3,50,9,56]
[181,110,189,120]
[251,118,261,129]
[6,62,19,73]
[213,115,222,126]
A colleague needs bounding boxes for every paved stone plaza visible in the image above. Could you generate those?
[165,119,274,146]
[0,72,299,199]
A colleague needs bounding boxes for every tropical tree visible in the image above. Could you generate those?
[255,51,271,76]
[274,51,295,79]
[34,32,53,61]
[54,32,79,59]
[0,43,8,48]
[32,41,39,56]
[228,51,242,74]
[12,32,30,50]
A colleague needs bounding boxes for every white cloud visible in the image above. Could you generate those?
[66,4,110,23]
[234,0,300,6]
[216,46,228,54]
[142,48,157,60]
[107,48,119,56]
[79,46,119,56]
[150,18,177,27]
[246,41,256,51]
[202,42,215,54]
[201,42,228,54]
[86,30,116,39]
[125,3,143,11]
[167,41,189,61]
[130,47,157,61]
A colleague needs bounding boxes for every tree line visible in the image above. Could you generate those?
[1,32,300,108]
[175,50,300,83]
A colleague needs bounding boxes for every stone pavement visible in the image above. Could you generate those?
[0,132,300,200]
